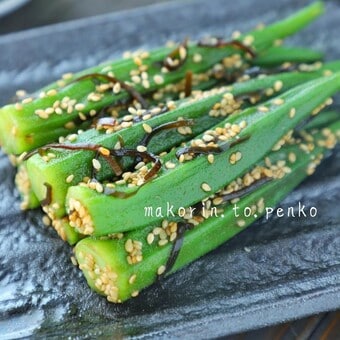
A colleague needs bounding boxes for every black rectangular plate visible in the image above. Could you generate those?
[0,0,339,338]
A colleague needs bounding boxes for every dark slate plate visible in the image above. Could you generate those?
[0,0,339,338]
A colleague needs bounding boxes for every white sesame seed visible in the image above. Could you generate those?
[92,159,101,171]
[193,53,202,63]
[157,265,166,275]
[201,182,211,192]
[153,75,164,85]
[165,161,176,169]
[136,145,147,152]
[147,233,155,245]
[62,72,73,80]
[237,219,246,227]
[258,106,269,112]
[289,108,296,118]
[66,174,75,183]
[142,123,152,133]
[22,97,33,104]
[273,80,283,92]
[47,89,58,97]
[75,103,85,111]
[207,154,214,164]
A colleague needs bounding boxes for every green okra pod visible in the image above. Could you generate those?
[24,63,340,232]
[65,73,340,236]
[0,2,324,155]
[74,119,339,302]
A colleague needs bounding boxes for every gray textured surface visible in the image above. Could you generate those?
[0,0,339,338]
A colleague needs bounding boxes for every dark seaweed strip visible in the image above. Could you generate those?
[219,177,272,203]
[140,119,195,146]
[184,71,193,97]
[176,135,250,159]
[112,148,161,180]
[23,143,160,180]
[163,39,189,71]
[198,38,256,58]
[72,73,149,109]
[158,221,195,280]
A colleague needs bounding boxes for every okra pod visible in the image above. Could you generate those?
[26,63,340,221]
[0,2,324,155]
[65,73,340,236]
[74,120,339,302]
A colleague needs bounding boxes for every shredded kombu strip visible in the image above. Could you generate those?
[140,119,194,146]
[72,73,149,109]
[198,37,256,58]
[176,135,250,159]
[163,39,189,71]
[158,221,195,279]
[184,71,193,97]
[23,143,161,184]
[219,177,272,202]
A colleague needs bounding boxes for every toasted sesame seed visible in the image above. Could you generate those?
[288,152,296,163]
[258,106,269,112]
[15,103,23,111]
[274,80,283,92]
[165,161,176,169]
[207,154,214,164]
[125,239,134,253]
[42,215,51,226]
[22,97,33,104]
[16,89,27,97]
[289,108,296,118]
[97,147,109,157]
[157,265,166,275]
[158,239,168,246]
[129,274,137,284]
[243,35,254,46]
[75,103,85,111]
[273,98,284,106]
[147,233,155,245]
[131,291,139,297]
[92,159,101,171]
[62,72,73,80]
[47,89,58,97]
[66,174,75,183]
[70,256,78,266]
[201,182,211,192]
[142,123,152,134]
[153,74,164,85]
[113,82,121,94]
[193,53,202,63]
[95,182,104,193]
[136,145,147,152]
[237,219,246,227]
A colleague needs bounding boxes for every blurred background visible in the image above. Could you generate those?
[0,0,173,35]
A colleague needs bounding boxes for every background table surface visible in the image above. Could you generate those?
[0,0,340,339]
